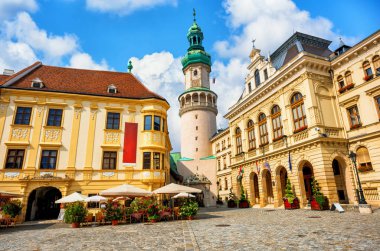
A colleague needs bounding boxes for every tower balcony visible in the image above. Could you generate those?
[179,89,218,116]
[179,101,218,116]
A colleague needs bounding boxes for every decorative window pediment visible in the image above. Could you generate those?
[31,78,44,88]
[107,84,117,94]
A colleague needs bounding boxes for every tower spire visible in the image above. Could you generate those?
[193,8,196,22]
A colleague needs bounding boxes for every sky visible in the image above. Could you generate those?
[0,0,379,151]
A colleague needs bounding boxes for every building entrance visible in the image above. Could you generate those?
[26,187,62,221]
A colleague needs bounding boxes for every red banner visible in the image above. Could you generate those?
[123,122,138,164]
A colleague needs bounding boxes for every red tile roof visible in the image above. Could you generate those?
[0,75,9,84]
[1,62,167,103]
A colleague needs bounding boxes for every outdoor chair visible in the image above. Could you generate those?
[159,210,171,221]
[95,212,105,225]
[173,207,181,220]
[83,213,94,226]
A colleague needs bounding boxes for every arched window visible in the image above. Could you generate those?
[356,147,373,172]
[291,92,307,133]
[337,75,345,89]
[235,127,243,155]
[345,71,353,85]
[247,120,255,150]
[363,61,373,80]
[271,105,283,141]
[258,113,268,146]
[255,70,261,87]
[373,55,380,75]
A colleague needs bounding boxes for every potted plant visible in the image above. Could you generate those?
[64,201,88,228]
[310,177,327,210]
[283,179,299,209]
[147,202,160,223]
[227,190,237,208]
[104,200,123,225]
[363,75,372,81]
[238,189,250,208]
[180,201,199,220]
[2,200,22,218]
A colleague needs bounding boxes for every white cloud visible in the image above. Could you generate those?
[86,0,178,16]
[4,12,78,63]
[0,0,38,21]
[68,52,111,70]
[0,41,37,71]
[215,0,358,60]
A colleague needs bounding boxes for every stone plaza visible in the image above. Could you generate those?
[1,207,379,251]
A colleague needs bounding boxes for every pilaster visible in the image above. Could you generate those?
[84,105,98,169]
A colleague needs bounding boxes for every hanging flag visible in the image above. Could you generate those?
[288,151,292,172]
[264,161,271,173]
[256,160,260,174]
[213,77,216,84]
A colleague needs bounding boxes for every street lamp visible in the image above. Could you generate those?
[348,151,367,204]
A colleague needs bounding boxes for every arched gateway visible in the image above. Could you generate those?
[25,187,62,221]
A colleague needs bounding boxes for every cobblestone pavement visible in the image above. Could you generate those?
[1,208,379,251]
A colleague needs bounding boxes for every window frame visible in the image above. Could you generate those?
[143,152,151,169]
[271,105,283,141]
[106,112,120,130]
[102,151,117,170]
[291,93,308,133]
[258,113,268,146]
[46,108,63,127]
[247,120,256,150]
[153,152,161,170]
[375,96,380,120]
[5,149,25,169]
[14,106,32,125]
[254,70,261,87]
[153,116,161,131]
[40,150,58,170]
[356,147,373,172]
[363,61,373,80]
[347,105,361,129]
[235,127,243,155]
[144,115,152,131]
[373,55,380,75]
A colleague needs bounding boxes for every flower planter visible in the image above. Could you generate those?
[238,200,249,208]
[283,198,300,210]
[187,216,194,220]
[149,219,158,223]
[310,197,328,210]
[227,200,237,208]
[111,220,118,226]
[71,222,80,228]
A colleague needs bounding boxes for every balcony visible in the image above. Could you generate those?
[140,131,166,150]
[179,101,218,116]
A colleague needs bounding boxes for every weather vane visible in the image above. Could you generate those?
[251,39,256,48]
[193,8,196,22]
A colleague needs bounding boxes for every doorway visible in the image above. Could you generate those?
[332,159,348,204]
[276,167,288,206]
[262,170,274,205]
[302,165,313,203]
[26,187,62,221]
[250,172,260,204]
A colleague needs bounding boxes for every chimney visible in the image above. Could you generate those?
[3,69,14,76]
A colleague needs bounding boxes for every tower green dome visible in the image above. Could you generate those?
[181,9,211,70]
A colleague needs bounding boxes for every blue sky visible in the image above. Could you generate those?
[0,0,379,151]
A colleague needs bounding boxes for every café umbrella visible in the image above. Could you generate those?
[84,195,107,203]
[172,192,196,199]
[100,184,152,197]
[153,183,202,194]
[55,192,88,203]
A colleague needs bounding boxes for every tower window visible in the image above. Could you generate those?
[195,136,198,140]
[194,70,198,76]
[196,148,198,152]
[196,126,198,130]
[195,114,198,119]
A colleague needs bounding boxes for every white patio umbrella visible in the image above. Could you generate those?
[153,183,202,194]
[100,184,152,197]
[0,190,23,198]
[112,196,131,202]
[172,192,196,199]
[55,192,88,203]
[84,195,107,203]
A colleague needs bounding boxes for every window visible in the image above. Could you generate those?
[195,114,198,119]
[195,136,198,141]
[153,152,160,169]
[154,116,161,131]
[47,109,63,127]
[356,147,373,172]
[102,151,117,170]
[143,152,151,169]
[248,82,252,93]
[258,113,268,146]
[345,71,353,85]
[373,55,380,75]
[196,126,198,130]
[332,159,341,175]
[337,75,345,89]
[107,84,117,93]
[271,105,283,141]
[196,148,198,152]
[291,93,307,133]
[254,70,260,87]
[227,137,230,146]
[162,118,165,132]
[40,150,58,169]
[218,159,221,171]
[264,69,268,80]
[247,120,255,150]
[375,96,380,118]
[235,127,243,154]
[161,154,165,170]
[106,112,120,129]
[144,115,152,130]
[14,107,32,125]
[218,179,222,190]
[5,149,25,169]
[225,178,228,190]
[223,156,227,169]
[347,105,361,128]
[363,61,373,80]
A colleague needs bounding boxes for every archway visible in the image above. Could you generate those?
[301,163,314,204]
[276,166,288,206]
[332,159,349,204]
[25,187,62,221]
[262,169,274,205]
[249,172,260,205]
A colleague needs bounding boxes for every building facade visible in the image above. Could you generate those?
[211,30,380,208]
[176,13,218,207]
[0,62,171,221]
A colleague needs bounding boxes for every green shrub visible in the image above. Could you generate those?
[285,179,296,203]
[311,177,325,207]
[2,200,22,218]
[64,202,87,223]
[180,201,198,217]
[104,201,123,221]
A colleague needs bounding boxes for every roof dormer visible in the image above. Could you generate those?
[31,78,44,88]
[107,84,117,94]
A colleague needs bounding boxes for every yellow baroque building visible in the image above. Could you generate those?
[0,62,171,221]
[211,30,380,209]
